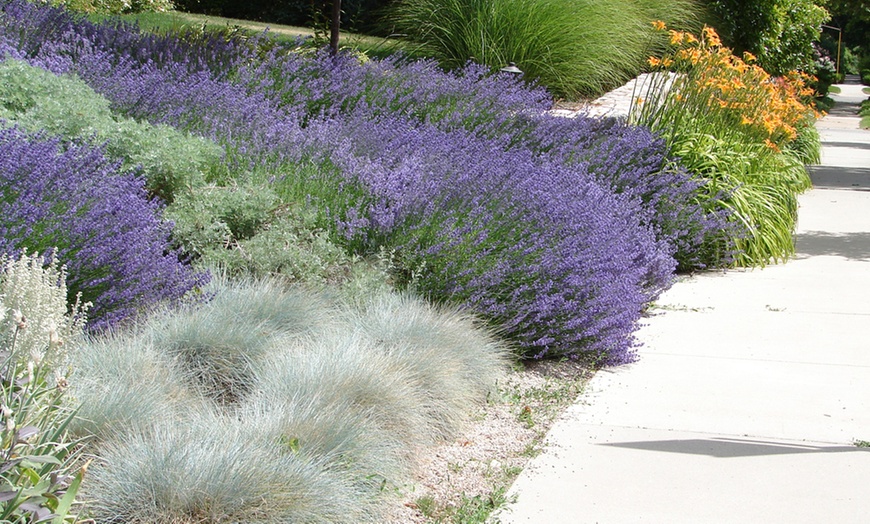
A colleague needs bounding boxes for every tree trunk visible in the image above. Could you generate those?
[330,0,341,55]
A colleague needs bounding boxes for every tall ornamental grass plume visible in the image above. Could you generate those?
[0,251,89,523]
[385,0,702,98]
[632,24,817,265]
[0,127,209,331]
[0,58,224,203]
[144,273,336,405]
[84,408,370,524]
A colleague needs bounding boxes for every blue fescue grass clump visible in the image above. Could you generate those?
[0,0,732,363]
[70,277,510,522]
[340,292,511,434]
[68,329,202,441]
[0,127,208,331]
[145,274,336,405]
[87,409,372,524]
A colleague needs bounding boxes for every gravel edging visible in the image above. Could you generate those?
[383,359,594,523]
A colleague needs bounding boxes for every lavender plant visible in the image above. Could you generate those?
[0,0,731,361]
[0,127,208,332]
[509,114,735,269]
[295,114,675,363]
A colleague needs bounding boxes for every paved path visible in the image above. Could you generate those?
[495,80,870,523]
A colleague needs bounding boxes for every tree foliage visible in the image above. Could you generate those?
[706,0,829,74]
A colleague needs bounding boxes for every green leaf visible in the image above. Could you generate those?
[20,455,62,466]
[50,463,86,524]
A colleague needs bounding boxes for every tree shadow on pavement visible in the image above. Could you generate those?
[794,231,870,261]
[806,166,870,190]
[602,437,870,458]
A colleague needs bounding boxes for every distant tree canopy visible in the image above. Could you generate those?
[826,0,870,49]
[705,0,829,74]
[172,0,392,33]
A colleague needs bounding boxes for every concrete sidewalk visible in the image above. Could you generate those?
[495,82,870,523]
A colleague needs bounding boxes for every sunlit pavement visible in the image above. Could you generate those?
[494,79,870,524]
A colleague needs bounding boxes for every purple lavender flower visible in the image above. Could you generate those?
[0,0,733,362]
[0,127,208,332]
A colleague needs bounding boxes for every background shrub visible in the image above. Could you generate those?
[705,0,829,75]
[164,184,362,285]
[49,0,174,14]
[0,59,223,203]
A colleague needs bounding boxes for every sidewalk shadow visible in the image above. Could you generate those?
[602,437,870,458]
[821,141,870,150]
[794,231,870,260]
[825,104,861,118]
[807,166,870,190]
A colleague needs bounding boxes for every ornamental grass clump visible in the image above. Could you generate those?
[69,277,507,522]
[632,23,818,266]
[85,409,369,524]
[338,292,510,437]
[385,0,702,98]
[0,127,208,331]
[145,274,335,405]
[67,329,199,441]
[244,333,428,484]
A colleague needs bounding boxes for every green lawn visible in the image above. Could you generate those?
[88,10,419,58]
